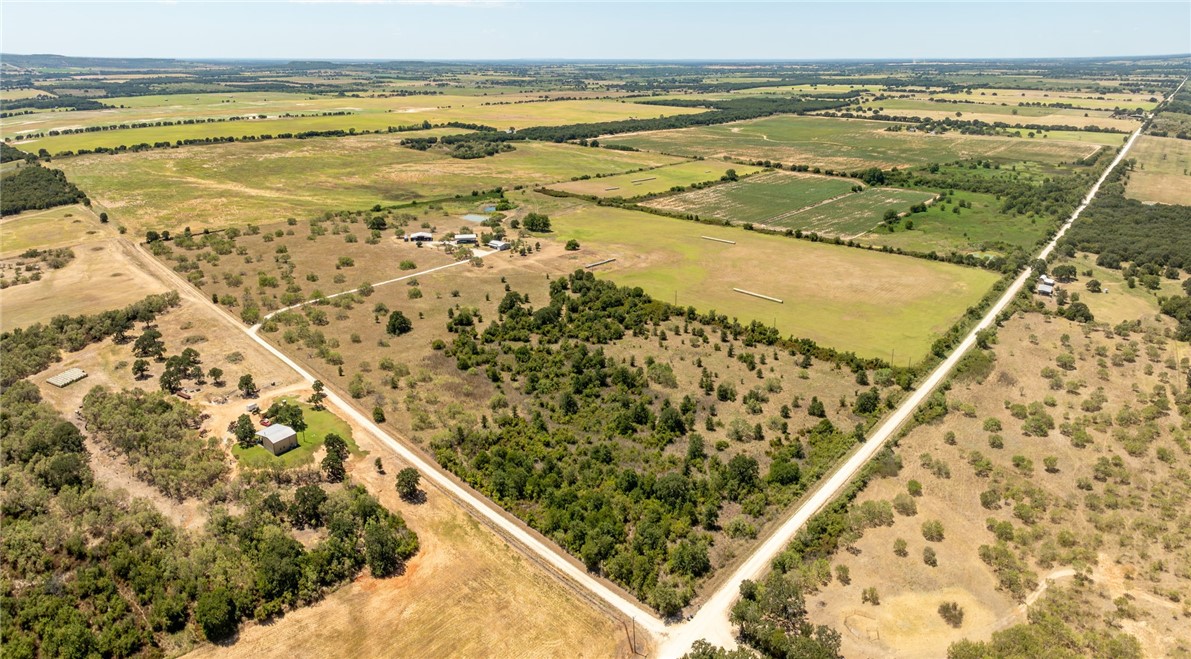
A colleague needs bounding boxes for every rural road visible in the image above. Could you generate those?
[654,122,1147,657]
[130,243,669,636]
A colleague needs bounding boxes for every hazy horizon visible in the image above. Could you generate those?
[2,1,1189,62]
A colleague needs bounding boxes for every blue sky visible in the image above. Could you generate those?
[2,1,1188,61]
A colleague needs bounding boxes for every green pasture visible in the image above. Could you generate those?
[603,115,1104,170]
[232,400,361,469]
[857,191,1048,255]
[55,136,682,233]
[550,204,998,361]
[643,170,858,224]
[545,160,762,198]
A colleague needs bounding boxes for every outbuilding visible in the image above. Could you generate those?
[1037,283,1054,296]
[455,233,478,245]
[406,232,434,242]
[487,239,511,251]
[256,424,298,456]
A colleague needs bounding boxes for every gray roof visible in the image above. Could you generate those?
[47,368,87,387]
[256,424,296,442]
[1037,283,1054,294]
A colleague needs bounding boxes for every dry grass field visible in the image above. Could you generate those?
[0,238,171,331]
[1123,135,1191,206]
[864,98,1140,132]
[805,312,1191,657]
[0,204,107,255]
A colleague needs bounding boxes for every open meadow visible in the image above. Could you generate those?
[925,87,1162,111]
[547,202,999,361]
[55,137,683,233]
[1123,135,1191,206]
[604,115,1105,170]
[544,160,762,198]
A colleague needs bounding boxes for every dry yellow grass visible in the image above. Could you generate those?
[1124,135,1191,205]
[0,238,171,331]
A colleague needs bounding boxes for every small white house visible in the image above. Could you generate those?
[407,232,434,242]
[455,233,478,245]
[488,239,511,251]
[1039,274,1055,287]
[256,424,298,456]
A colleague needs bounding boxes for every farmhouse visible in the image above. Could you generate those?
[256,424,298,456]
[488,239,511,251]
[47,368,88,388]
[406,232,434,242]
[455,233,478,245]
[1036,274,1056,296]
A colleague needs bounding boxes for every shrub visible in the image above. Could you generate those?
[922,520,945,542]
[938,601,964,627]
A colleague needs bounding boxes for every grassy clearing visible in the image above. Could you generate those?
[0,204,105,254]
[767,187,936,235]
[544,160,763,198]
[7,93,703,153]
[643,170,857,224]
[604,115,1103,170]
[56,137,682,233]
[232,400,361,469]
[549,203,998,361]
[858,191,1047,255]
[1124,135,1191,206]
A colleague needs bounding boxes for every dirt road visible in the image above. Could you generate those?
[655,123,1148,657]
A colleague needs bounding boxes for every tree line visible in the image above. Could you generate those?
[0,163,89,216]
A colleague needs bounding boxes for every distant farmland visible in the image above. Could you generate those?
[551,204,998,361]
[603,115,1105,170]
[55,136,683,232]
[767,187,936,235]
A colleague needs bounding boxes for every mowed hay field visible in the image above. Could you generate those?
[0,239,171,331]
[0,204,106,255]
[8,93,704,154]
[604,115,1104,170]
[57,137,683,233]
[550,205,999,361]
[765,187,936,235]
[545,160,762,198]
[1123,135,1191,206]
[642,170,858,225]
